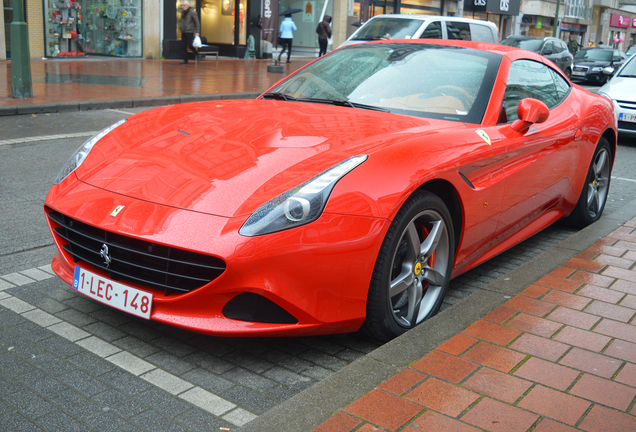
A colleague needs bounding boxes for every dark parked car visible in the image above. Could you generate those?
[500,35,573,78]
[572,48,627,84]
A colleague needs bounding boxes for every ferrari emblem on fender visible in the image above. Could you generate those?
[476,129,491,146]
[414,262,422,276]
[100,244,112,268]
[110,205,125,217]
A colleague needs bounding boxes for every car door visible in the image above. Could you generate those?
[494,59,581,242]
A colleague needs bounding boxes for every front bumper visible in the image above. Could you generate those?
[45,178,388,336]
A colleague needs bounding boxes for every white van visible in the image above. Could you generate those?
[340,15,499,47]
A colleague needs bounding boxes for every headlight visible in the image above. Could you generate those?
[592,66,603,72]
[239,155,368,236]
[53,119,127,185]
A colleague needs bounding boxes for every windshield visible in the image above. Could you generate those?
[618,56,636,77]
[264,43,501,123]
[627,46,636,56]
[574,49,612,62]
[501,38,543,53]
[350,18,424,41]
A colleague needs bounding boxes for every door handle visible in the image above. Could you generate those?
[574,128,583,141]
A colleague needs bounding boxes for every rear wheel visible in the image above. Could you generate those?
[567,138,612,228]
[565,68,572,79]
[362,191,455,341]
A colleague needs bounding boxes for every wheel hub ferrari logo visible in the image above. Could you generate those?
[100,244,112,268]
[414,262,422,275]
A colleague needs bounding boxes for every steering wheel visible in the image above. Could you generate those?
[430,85,475,108]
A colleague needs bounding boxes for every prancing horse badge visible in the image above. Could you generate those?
[110,205,125,217]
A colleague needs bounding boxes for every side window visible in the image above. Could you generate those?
[542,41,554,54]
[550,68,571,100]
[501,60,560,123]
[446,22,471,40]
[469,24,495,43]
[553,41,564,53]
[420,21,442,39]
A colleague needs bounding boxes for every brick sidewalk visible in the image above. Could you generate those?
[313,218,636,432]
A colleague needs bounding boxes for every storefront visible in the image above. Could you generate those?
[463,0,520,39]
[164,0,263,59]
[43,0,143,57]
[591,8,636,50]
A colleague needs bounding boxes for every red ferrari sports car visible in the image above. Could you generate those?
[45,40,616,340]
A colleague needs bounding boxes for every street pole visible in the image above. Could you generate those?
[552,0,560,38]
[10,0,33,98]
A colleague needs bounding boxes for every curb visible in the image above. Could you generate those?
[240,197,636,432]
[0,92,261,116]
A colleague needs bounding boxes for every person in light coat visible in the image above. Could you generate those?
[278,14,297,63]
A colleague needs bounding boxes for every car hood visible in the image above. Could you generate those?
[76,99,457,218]
[601,76,636,99]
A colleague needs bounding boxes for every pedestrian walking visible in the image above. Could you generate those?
[316,15,332,57]
[278,13,297,63]
[567,34,579,55]
[179,0,200,64]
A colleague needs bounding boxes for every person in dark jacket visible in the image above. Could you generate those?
[179,0,200,64]
[316,15,332,57]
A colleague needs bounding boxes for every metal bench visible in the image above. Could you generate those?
[198,37,219,65]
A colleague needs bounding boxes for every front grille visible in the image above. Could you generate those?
[617,100,636,110]
[48,211,226,295]
[618,121,636,131]
[573,65,588,72]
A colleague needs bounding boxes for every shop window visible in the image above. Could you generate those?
[45,0,143,57]
[197,0,246,45]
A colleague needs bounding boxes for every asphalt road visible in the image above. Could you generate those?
[1,98,635,431]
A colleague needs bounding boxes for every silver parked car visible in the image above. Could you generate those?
[598,53,636,138]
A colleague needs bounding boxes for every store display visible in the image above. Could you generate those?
[45,0,142,58]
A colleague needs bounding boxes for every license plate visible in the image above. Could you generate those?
[572,71,585,76]
[73,266,153,319]
[619,113,636,123]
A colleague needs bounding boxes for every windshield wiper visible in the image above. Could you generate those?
[261,92,297,101]
[618,74,636,78]
[296,98,389,112]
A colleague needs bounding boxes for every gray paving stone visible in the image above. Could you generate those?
[0,273,36,287]
[67,352,117,376]
[38,336,85,359]
[183,351,234,374]
[0,297,35,314]
[0,352,36,376]
[12,321,54,343]
[263,384,300,403]
[0,410,42,432]
[111,335,160,358]
[76,336,121,358]
[0,279,16,291]
[262,350,313,373]
[84,410,143,432]
[223,351,275,374]
[150,336,196,358]
[130,409,190,432]
[55,307,98,327]
[16,370,68,397]
[92,389,147,418]
[180,368,235,394]
[83,321,127,342]
[222,367,277,392]
[0,374,26,397]
[179,386,235,416]
[35,411,90,432]
[63,295,104,314]
[135,388,193,418]
[0,307,28,327]
[188,335,234,357]
[118,320,163,341]
[38,264,54,275]
[89,307,134,327]
[19,268,53,282]
[4,389,57,418]
[263,366,314,391]
[106,351,155,376]
[100,369,153,396]
[222,385,277,414]
[301,365,334,381]
[47,321,91,342]
[48,388,103,418]
[59,370,109,397]
[222,407,258,427]
[145,351,195,375]
[174,407,232,432]
[140,369,193,395]
[21,308,62,327]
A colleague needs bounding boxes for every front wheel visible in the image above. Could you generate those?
[566,138,612,228]
[362,191,455,341]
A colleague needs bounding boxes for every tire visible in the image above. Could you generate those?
[565,68,572,79]
[566,138,612,229]
[362,191,455,341]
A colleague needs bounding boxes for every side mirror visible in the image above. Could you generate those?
[602,66,615,75]
[510,98,549,134]
[542,49,553,56]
